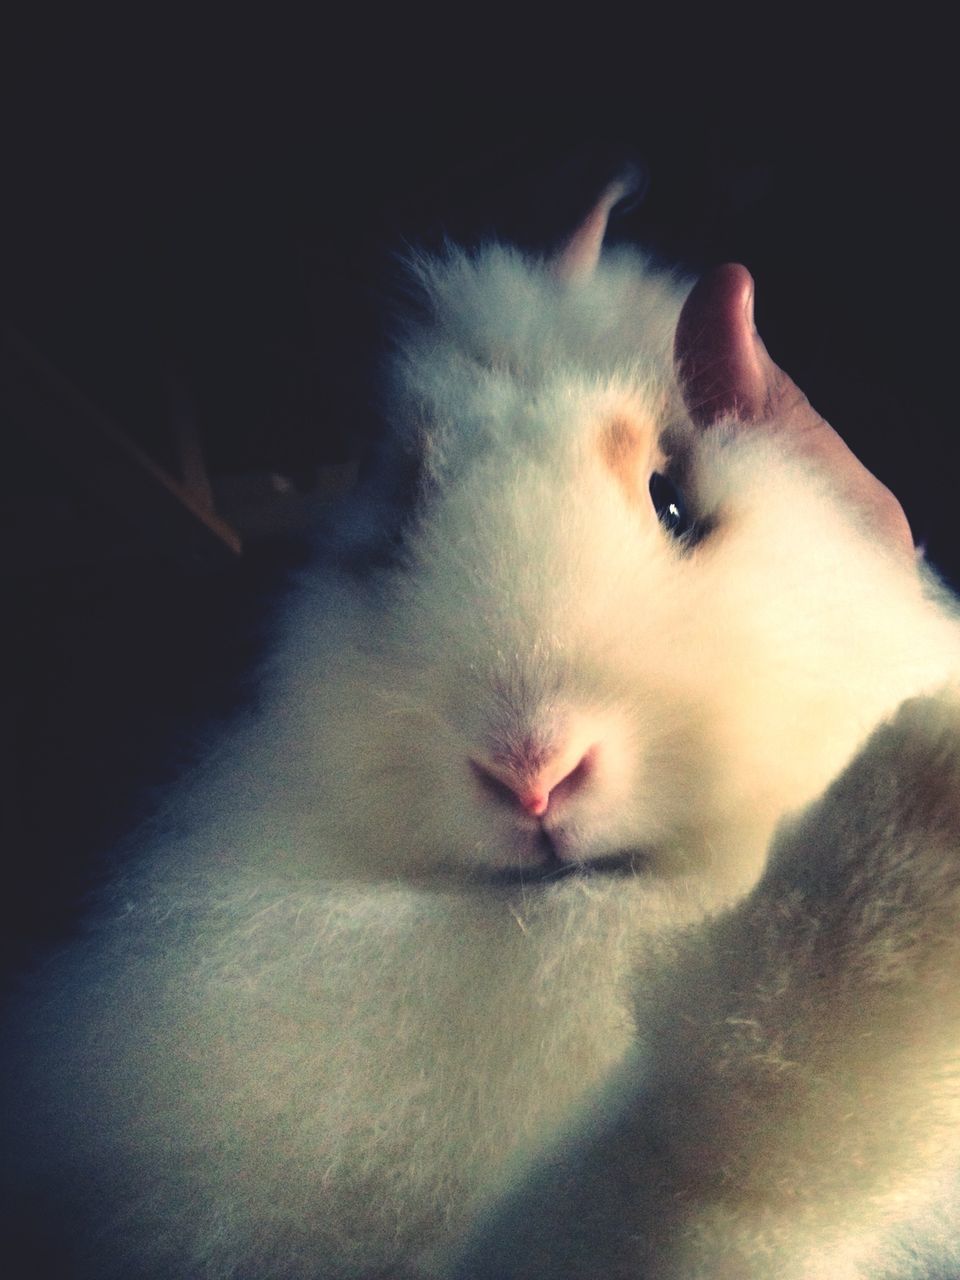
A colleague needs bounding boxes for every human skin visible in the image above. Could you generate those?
[674,262,914,556]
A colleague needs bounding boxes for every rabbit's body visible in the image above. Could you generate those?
[5,217,960,1279]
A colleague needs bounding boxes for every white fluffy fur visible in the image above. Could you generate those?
[5,240,960,1279]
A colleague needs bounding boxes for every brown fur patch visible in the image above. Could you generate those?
[599,417,657,506]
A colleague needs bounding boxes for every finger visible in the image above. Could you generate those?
[675,265,914,555]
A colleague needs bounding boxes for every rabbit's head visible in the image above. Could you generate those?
[281,179,953,903]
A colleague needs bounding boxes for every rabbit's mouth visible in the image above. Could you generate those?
[488,855,644,886]
[487,832,648,885]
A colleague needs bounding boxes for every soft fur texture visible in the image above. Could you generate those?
[4,211,960,1279]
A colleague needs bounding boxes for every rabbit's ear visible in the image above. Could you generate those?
[550,167,644,283]
[675,264,913,554]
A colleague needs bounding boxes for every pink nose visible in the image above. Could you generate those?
[471,745,596,817]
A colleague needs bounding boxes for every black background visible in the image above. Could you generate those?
[1,9,957,966]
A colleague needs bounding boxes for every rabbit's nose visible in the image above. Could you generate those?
[470,743,597,817]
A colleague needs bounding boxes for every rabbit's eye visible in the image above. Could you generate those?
[649,472,691,538]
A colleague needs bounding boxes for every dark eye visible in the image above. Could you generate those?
[648,472,691,538]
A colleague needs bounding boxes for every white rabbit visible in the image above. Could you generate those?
[4,172,960,1280]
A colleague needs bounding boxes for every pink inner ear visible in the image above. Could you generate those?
[674,263,771,426]
[551,168,644,284]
